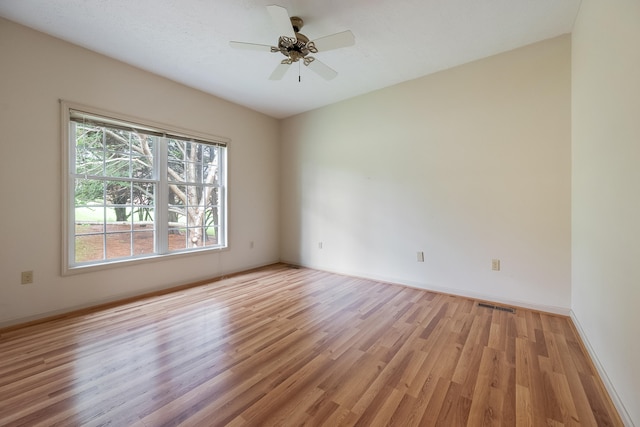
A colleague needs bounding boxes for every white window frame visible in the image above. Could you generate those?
[61,100,229,275]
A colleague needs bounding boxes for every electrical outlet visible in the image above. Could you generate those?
[21,271,33,284]
[318,242,323,249]
[492,259,501,271]
[417,251,424,262]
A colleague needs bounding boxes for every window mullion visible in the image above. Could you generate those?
[68,121,78,267]
[219,147,227,247]
[156,137,168,254]
[102,131,108,261]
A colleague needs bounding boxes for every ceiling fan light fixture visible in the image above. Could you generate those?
[277,30,312,62]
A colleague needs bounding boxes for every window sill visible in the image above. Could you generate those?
[62,245,230,276]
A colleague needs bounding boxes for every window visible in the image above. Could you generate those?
[62,102,228,272]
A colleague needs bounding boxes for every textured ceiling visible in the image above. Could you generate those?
[0,0,580,118]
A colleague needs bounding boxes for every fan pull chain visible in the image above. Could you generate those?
[298,61,301,82]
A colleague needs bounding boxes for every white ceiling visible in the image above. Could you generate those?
[0,0,580,119]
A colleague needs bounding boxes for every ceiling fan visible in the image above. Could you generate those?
[229,5,355,81]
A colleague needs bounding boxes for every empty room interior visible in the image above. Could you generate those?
[0,0,638,425]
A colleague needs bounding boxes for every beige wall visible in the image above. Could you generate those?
[0,18,280,326]
[280,36,572,313]
[572,0,640,424]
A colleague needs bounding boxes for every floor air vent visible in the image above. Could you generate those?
[478,302,516,313]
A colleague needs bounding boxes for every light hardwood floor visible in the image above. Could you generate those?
[0,264,622,426]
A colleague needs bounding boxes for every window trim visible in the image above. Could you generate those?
[60,100,230,275]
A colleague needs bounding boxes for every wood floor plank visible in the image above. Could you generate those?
[0,264,623,426]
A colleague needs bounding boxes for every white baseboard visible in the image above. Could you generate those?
[408,280,570,316]
[285,260,570,316]
[569,311,635,427]
[0,260,280,330]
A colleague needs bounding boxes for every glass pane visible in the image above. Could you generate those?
[131,153,153,179]
[168,186,185,230]
[75,125,105,175]
[185,162,202,184]
[203,225,218,246]
[133,207,154,225]
[187,210,204,228]
[107,216,131,231]
[167,139,184,161]
[169,185,186,206]
[204,165,219,186]
[186,185,200,207]
[75,222,102,238]
[104,130,129,152]
[167,140,177,159]
[205,146,219,186]
[183,227,201,247]
[143,136,154,153]
[133,230,154,255]
[183,141,197,165]
[133,182,155,209]
[205,207,219,228]
[166,141,219,186]
[75,179,105,206]
[202,145,215,164]
[75,206,106,230]
[75,234,104,263]
[129,132,147,150]
[105,153,130,178]
[105,181,131,218]
[168,161,184,182]
[106,232,131,259]
[75,148,104,176]
[168,227,187,251]
[172,211,187,228]
[207,187,218,207]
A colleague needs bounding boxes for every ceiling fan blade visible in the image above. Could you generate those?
[269,61,291,80]
[304,57,338,80]
[310,30,355,52]
[266,5,296,40]
[229,41,275,52]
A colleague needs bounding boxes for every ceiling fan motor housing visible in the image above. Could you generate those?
[276,17,318,62]
[290,16,303,32]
